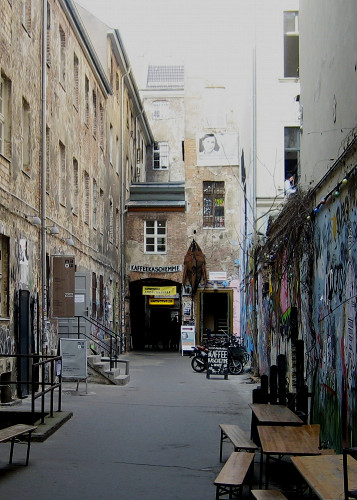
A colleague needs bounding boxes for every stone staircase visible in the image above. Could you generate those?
[87,355,130,386]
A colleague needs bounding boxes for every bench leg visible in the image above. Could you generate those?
[9,437,15,464]
[220,429,224,462]
[25,431,33,466]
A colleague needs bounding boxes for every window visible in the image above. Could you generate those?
[145,220,166,254]
[99,103,104,149]
[116,136,120,174]
[284,11,299,78]
[109,197,113,243]
[59,141,66,205]
[72,158,78,214]
[59,26,66,84]
[22,0,31,33]
[21,98,30,174]
[84,171,90,224]
[0,72,11,158]
[93,179,97,228]
[0,235,9,317]
[284,127,300,191]
[203,181,225,228]
[84,76,89,125]
[46,126,50,191]
[91,272,97,318]
[109,124,113,164]
[73,54,79,109]
[92,90,97,138]
[46,2,51,66]
[99,188,104,233]
[153,142,169,169]
[153,100,169,120]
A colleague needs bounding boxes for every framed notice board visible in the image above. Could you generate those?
[60,338,87,380]
[207,347,229,379]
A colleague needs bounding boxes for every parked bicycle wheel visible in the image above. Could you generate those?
[228,358,243,375]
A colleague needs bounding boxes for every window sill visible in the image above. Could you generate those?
[278,77,300,83]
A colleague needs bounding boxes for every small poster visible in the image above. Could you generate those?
[207,347,229,379]
[181,325,195,355]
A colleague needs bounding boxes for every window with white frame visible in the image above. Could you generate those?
[145,220,166,253]
[153,141,169,169]
[153,100,169,120]
[0,72,11,158]
[284,11,299,78]
[203,181,225,228]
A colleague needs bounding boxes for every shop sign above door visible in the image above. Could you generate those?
[149,298,175,306]
[142,286,177,296]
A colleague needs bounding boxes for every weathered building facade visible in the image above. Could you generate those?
[249,0,357,450]
[0,0,152,398]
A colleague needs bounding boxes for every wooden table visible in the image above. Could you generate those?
[258,425,321,489]
[249,403,303,443]
[292,454,357,500]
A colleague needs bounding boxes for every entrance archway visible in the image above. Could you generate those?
[129,278,181,351]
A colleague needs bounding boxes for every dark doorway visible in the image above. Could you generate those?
[129,278,181,351]
[199,290,232,341]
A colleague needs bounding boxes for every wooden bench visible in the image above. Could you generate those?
[219,424,258,462]
[214,451,254,499]
[0,424,37,466]
[251,490,287,499]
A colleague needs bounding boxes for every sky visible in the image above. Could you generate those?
[75,0,248,86]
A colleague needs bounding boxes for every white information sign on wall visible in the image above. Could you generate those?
[181,325,195,355]
[60,338,87,380]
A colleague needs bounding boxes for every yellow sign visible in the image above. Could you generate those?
[149,298,175,306]
[142,286,177,296]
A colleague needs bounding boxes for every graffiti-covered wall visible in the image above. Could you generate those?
[312,173,357,449]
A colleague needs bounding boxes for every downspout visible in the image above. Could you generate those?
[41,0,48,353]
[120,66,131,351]
[252,44,259,375]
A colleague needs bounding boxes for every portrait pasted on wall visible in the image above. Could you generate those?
[197,133,239,166]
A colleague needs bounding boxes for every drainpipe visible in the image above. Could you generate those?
[41,0,48,353]
[120,67,131,351]
[251,44,259,376]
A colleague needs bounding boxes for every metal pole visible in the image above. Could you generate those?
[41,0,48,353]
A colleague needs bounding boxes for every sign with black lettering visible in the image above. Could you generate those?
[207,347,229,379]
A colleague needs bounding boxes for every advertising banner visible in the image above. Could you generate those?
[142,286,177,296]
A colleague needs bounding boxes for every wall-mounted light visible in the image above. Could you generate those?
[27,215,41,226]
[65,237,74,246]
[48,224,59,235]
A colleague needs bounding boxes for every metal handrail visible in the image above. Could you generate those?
[0,354,62,425]
[64,316,124,370]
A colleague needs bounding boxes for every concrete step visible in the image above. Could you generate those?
[87,355,130,386]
